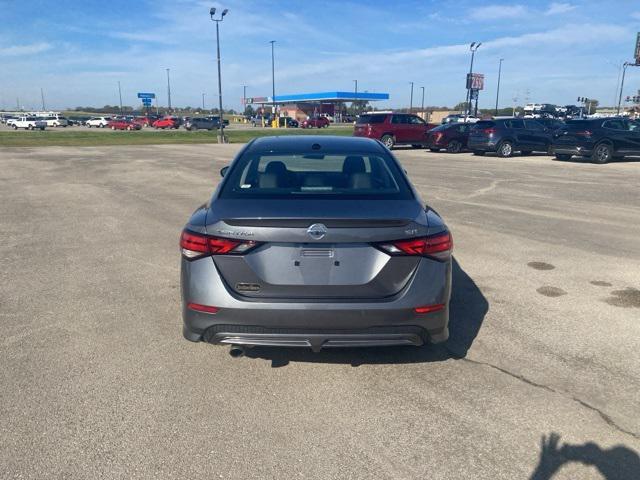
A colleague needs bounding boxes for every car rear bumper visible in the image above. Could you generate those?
[553,145,592,156]
[181,256,451,349]
[467,138,498,151]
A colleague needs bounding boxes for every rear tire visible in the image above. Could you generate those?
[429,148,440,152]
[472,150,485,156]
[381,134,395,149]
[447,140,462,153]
[497,141,513,158]
[555,153,571,161]
[591,143,612,164]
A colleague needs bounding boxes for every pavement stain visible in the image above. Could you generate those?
[590,280,613,287]
[537,286,567,298]
[528,261,556,271]
[604,287,640,308]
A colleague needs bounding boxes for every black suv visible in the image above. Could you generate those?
[185,117,225,131]
[552,117,640,164]
[468,118,553,157]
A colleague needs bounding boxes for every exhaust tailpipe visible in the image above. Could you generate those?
[229,345,245,358]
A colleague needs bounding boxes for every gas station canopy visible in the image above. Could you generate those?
[245,91,389,104]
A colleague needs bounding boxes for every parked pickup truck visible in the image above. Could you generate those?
[12,116,47,130]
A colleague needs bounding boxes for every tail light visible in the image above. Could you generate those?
[482,128,496,135]
[376,231,453,261]
[180,230,260,260]
[433,132,444,142]
[187,303,219,314]
[414,303,445,314]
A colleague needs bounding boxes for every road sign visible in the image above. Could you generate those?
[466,73,485,90]
[635,32,640,64]
[137,92,156,99]
[142,98,152,106]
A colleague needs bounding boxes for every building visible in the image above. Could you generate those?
[245,91,390,122]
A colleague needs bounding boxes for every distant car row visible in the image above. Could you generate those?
[353,112,640,164]
[250,115,331,129]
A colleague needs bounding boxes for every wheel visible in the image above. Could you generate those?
[497,141,513,158]
[472,150,485,156]
[555,154,571,161]
[521,150,532,156]
[28,125,34,130]
[100,124,105,128]
[87,124,91,128]
[381,134,395,149]
[591,143,612,164]
[446,140,462,153]
[13,125,17,130]
[127,126,132,131]
[111,126,116,130]
[429,148,440,152]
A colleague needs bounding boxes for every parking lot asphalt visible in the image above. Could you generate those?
[1,144,639,479]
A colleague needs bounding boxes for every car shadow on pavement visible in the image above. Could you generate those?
[529,433,640,480]
[244,257,488,367]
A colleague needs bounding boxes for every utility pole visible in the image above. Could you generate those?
[270,40,276,127]
[420,86,425,119]
[202,93,206,110]
[353,79,358,114]
[40,88,46,111]
[409,81,414,113]
[118,81,123,115]
[495,58,503,115]
[166,68,172,112]
[210,7,229,142]
[242,85,247,114]
[617,62,638,115]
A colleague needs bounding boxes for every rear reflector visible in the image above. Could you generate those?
[414,304,445,314]
[187,302,219,314]
[376,231,453,261]
[180,230,259,259]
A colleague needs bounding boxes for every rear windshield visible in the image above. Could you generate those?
[220,151,413,200]
[356,114,386,125]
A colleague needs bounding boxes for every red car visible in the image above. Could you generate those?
[301,116,330,129]
[107,119,142,131]
[426,123,472,153]
[152,117,180,129]
[353,113,437,149]
[132,116,154,128]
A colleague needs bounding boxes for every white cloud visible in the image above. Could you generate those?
[545,3,576,16]
[0,42,52,56]
[631,11,640,20]
[470,5,528,21]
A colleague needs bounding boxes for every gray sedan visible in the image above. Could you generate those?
[180,136,452,355]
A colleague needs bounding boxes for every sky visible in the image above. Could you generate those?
[1,0,639,111]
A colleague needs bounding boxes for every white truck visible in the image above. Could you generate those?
[12,116,47,130]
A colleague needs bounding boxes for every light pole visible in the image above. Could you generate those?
[242,85,247,114]
[420,86,425,115]
[118,81,123,115]
[617,62,638,115]
[465,42,481,119]
[202,93,206,110]
[353,79,358,114]
[40,88,46,111]
[269,40,276,127]
[210,7,229,143]
[495,58,503,115]
[409,82,414,113]
[166,68,171,112]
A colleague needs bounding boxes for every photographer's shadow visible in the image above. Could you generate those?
[530,433,640,480]
[244,257,488,367]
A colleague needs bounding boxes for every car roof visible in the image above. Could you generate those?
[246,135,386,154]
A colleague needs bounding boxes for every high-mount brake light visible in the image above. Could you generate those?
[180,230,259,260]
[376,231,452,261]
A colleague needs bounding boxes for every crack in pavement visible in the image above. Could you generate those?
[459,357,640,441]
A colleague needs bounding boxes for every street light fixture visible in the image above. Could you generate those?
[409,81,414,113]
[495,58,504,115]
[210,7,229,143]
[269,40,276,127]
[465,42,481,119]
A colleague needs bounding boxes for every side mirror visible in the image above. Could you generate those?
[220,166,229,177]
